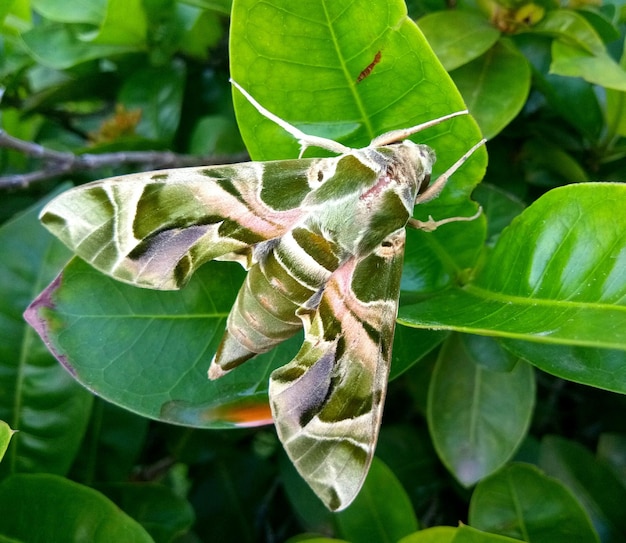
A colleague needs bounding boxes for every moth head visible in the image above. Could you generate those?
[403,140,436,181]
[381,140,436,202]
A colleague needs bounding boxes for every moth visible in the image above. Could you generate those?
[39,80,484,511]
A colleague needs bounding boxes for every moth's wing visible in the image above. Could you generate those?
[269,229,405,511]
[41,160,315,289]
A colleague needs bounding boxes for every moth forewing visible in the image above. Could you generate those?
[39,161,314,290]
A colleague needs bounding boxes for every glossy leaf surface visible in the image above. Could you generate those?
[451,39,530,140]
[230,0,487,218]
[469,463,599,543]
[400,184,626,388]
[540,436,626,542]
[0,474,153,542]
[417,11,500,72]
[428,335,534,486]
[26,258,300,428]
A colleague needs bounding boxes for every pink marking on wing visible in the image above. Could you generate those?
[197,185,304,238]
[359,174,392,204]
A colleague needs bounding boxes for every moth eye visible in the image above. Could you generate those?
[317,170,324,182]
[381,240,392,247]
[418,173,431,194]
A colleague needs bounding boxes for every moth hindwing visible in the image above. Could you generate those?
[39,80,483,511]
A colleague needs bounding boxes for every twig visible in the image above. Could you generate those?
[0,130,249,190]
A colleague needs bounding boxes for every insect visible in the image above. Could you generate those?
[39,80,484,511]
[357,50,382,83]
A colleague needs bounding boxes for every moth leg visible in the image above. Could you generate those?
[415,139,486,205]
[408,207,482,232]
[369,110,469,147]
[230,79,353,158]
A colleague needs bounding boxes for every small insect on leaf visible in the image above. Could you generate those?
[357,50,382,83]
[37,79,484,511]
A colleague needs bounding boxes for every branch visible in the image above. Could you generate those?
[0,130,249,190]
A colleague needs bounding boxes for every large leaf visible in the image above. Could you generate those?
[428,335,535,486]
[97,483,194,543]
[469,463,599,543]
[417,11,501,72]
[499,342,626,394]
[399,184,626,378]
[20,23,141,69]
[0,474,153,542]
[25,258,301,429]
[451,39,531,140]
[0,195,92,477]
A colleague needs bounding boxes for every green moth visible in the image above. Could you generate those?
[39,80,484,511]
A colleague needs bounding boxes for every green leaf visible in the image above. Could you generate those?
[605,40,626,138]
[335,457,418,543]
[515,33,603,140]
[119,62,186,143]
[230,0,487,220]
[529,9,605,55]
[97,483,194,543]
[376,425,442,513]
[472,183,525,243]
[521,138,589,184]
[469,463,599,543]
[0,195,92,477]
[399,184,626,353]
[390,326,447,380]
[190,446,275,542]
[0,474,153,542]
[527,9,623,91]
[178,5,223,59]
[402,200,486,298]
[189,114,244,155]
[499,341,626,394]
[83,0,147,46]
[540,436,626,543]
[400,526,530,543]
[0,421,15,464]
[550,40,626,92]
[398,526,456,543]
[279,453,335,533]
[428,335,535,486]
[182,0,232,15]
[454,525,535,542]
[26,257,300,429]
[451,39,531,139]
[417,11,501,71]
[20,23,142,69]
[31,0,106,24]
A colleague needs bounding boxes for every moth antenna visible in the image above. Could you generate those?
[369,110,469,147]
[230,79,353,157]
[415,138,486,205]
